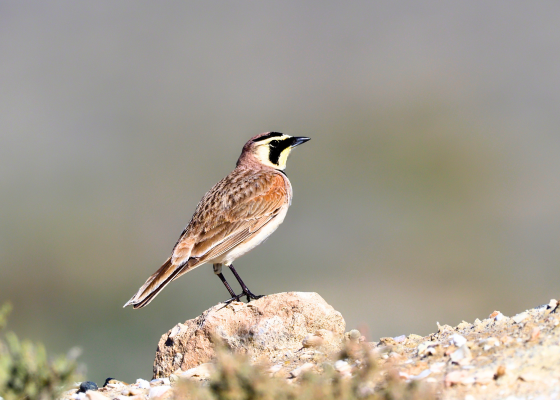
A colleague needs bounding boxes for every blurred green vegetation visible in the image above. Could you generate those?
[0,303,80,400]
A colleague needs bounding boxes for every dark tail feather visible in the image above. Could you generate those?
[123,257,185,309]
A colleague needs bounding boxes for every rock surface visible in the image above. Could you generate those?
[58,295,560,400]
[153,292,346,378]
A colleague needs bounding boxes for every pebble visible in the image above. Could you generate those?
[78,381,98,393]
[393,335,406,343]
[450,345,472,364]
[345,329,361,342]
[512,312,528,324]
[495,365,506,378]
[148,385,171,399]
[121,388,142,396]
[418,341,437,357]
[168,323,186,340]
[494,312,506,322]
[85,391,109,400]
[333,359,352,377]
[409,369,431,380]
[530,327,540,341]
[290,362,314,378]
[150,378,170,386]
[481,337,500,351]
[451,334,467,347]
[474,370,495,385]
[135,379,151,389]
[445,370,469,387]
[174,363,214,380]
[302,334,324,348]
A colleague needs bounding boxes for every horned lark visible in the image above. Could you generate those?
[124,132,310,309]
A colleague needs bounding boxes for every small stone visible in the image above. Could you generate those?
[334,359,352,374]
[437,323,453,334]
[474,370,495,385]
[345,329,361,342]
[495,365,506,378]
[494,312,505,322]
[78,381,98,393]
[529,327,540,341]
[450,345,472,364]
[455,321,471,330]
[168,323,186,340]
[410,369,431,380]
[500,335,514,345]
[302,334,324,348]
[418,341,438,357]
[398,371,410,379]
[175,363,214,380]
[103,378,128,389]
[445,370,469,387]
[290,362,314,378]
[512,312,528,324]
[135,379,150,389]
[481,337,500,351]
[85,391,109,400]
[148,385,171,399]
[150,378,170,386]
[393,335,406,343]
[450,334,467,347]
[121,388,142,396]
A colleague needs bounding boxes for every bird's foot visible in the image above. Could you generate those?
[223,289,263,305]
[244,289,263,302]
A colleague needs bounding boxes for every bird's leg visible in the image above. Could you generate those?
[228,264,263,302]
[213,264,236,298]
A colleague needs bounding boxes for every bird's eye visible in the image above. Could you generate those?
[270,140,280,147]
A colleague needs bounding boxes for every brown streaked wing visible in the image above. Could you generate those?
[171,172,288,270]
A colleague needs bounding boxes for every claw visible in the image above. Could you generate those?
[223,289,263,304]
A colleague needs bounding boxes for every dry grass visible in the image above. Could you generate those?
[172,340,433,400]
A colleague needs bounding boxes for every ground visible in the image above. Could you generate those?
[61,295,560,399]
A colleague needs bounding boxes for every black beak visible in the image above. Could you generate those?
[290,137,311,147]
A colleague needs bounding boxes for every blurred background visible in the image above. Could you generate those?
[1,1,560,383]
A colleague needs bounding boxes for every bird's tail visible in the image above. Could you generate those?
[123,257,184,309]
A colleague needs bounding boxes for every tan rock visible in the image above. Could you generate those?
[174,362,215,380]
[85,391,109,400]
[153,292,345,378]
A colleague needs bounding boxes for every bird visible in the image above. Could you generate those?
[124,132,310,309]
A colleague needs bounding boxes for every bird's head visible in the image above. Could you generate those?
[237,132,310,170]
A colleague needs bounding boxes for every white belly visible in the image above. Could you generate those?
[212,205,289,266]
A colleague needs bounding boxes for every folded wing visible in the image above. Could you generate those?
[123,171,288,309]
